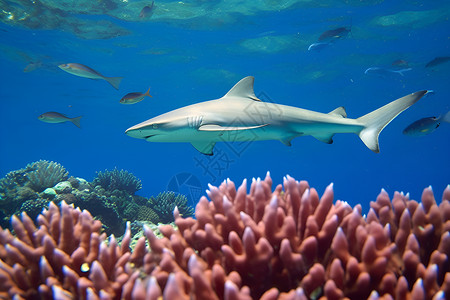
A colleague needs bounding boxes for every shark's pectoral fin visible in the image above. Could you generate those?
[312,133,334,144]
[280,133,303,146]
[280,139,293,146]
[328,106,347,118]
[191,141,215,155]
[198,124,269,131]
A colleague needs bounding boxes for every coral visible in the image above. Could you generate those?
[0,174,449,299]
[19,198,49,221]
[0,165,40,228]
[136,204,160,224]
[0,162,196,234]
[0,166,35,215]
[69,187,124,236]
[26,160,69,192]
[92,168,142,195]
[148,191,195,223]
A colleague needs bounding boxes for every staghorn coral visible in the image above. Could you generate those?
[0,174,449,300]
[26,160,69,193]
[92,168,142,195]
[148,191,195,223]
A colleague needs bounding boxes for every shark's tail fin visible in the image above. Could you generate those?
[357,90,429,153]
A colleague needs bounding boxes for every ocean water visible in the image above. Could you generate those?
[0,0,449,212]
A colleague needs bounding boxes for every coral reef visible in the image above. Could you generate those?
[92,168,142,195]
[0,164,37,215]
[148,191,195,223]
[19,198,50,221]
[26,160,69,192]
[0,173,448,299]
[0,162,193,236]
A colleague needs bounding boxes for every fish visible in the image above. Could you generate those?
[308,42,330,51]
[139,1,155,19]
[392,59,409,67]
[125,76,429,155]
[318,27,351,41]
[425,56,450,68]
[58,63,123,90]
[403,111,450,136]
[364,67,412,77]
[120,88,152,104]
[23,61,43,73]
[38,112,82,128]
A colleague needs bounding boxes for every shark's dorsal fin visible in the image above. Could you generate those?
[222,76,261,101]
[328,106,347,118]
[191,141,215,156]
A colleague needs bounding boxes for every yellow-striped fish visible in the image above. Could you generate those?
[120,88,152,104]
[38,112,82,128]
[58,63,123,90]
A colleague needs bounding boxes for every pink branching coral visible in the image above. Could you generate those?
[0,173,449,299]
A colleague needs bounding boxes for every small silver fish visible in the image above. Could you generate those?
[308,42,330,51]
[364,67,412,77]
[120,88,152,104]
[58,63,123,90]
[38,112,82,128]
[403,111,450,136]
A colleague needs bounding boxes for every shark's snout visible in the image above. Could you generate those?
[125,126,145,138]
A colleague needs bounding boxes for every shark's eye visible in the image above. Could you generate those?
[152,124,158,129]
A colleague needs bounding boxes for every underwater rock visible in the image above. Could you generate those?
[53,181,72,194]
[371,9,448,28]
[42,188,57,199]
[75,177,91,191]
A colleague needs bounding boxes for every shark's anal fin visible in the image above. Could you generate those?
[198,124,269,131]
[191,141,215,156]
[312,134,334,144]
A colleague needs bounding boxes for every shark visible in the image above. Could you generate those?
[125,76,429,155]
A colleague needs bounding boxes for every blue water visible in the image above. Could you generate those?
[0,1,449,211]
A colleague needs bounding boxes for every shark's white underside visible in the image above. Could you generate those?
[125,76,429,155]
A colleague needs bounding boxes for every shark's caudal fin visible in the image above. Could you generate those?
[357,90,429,153]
